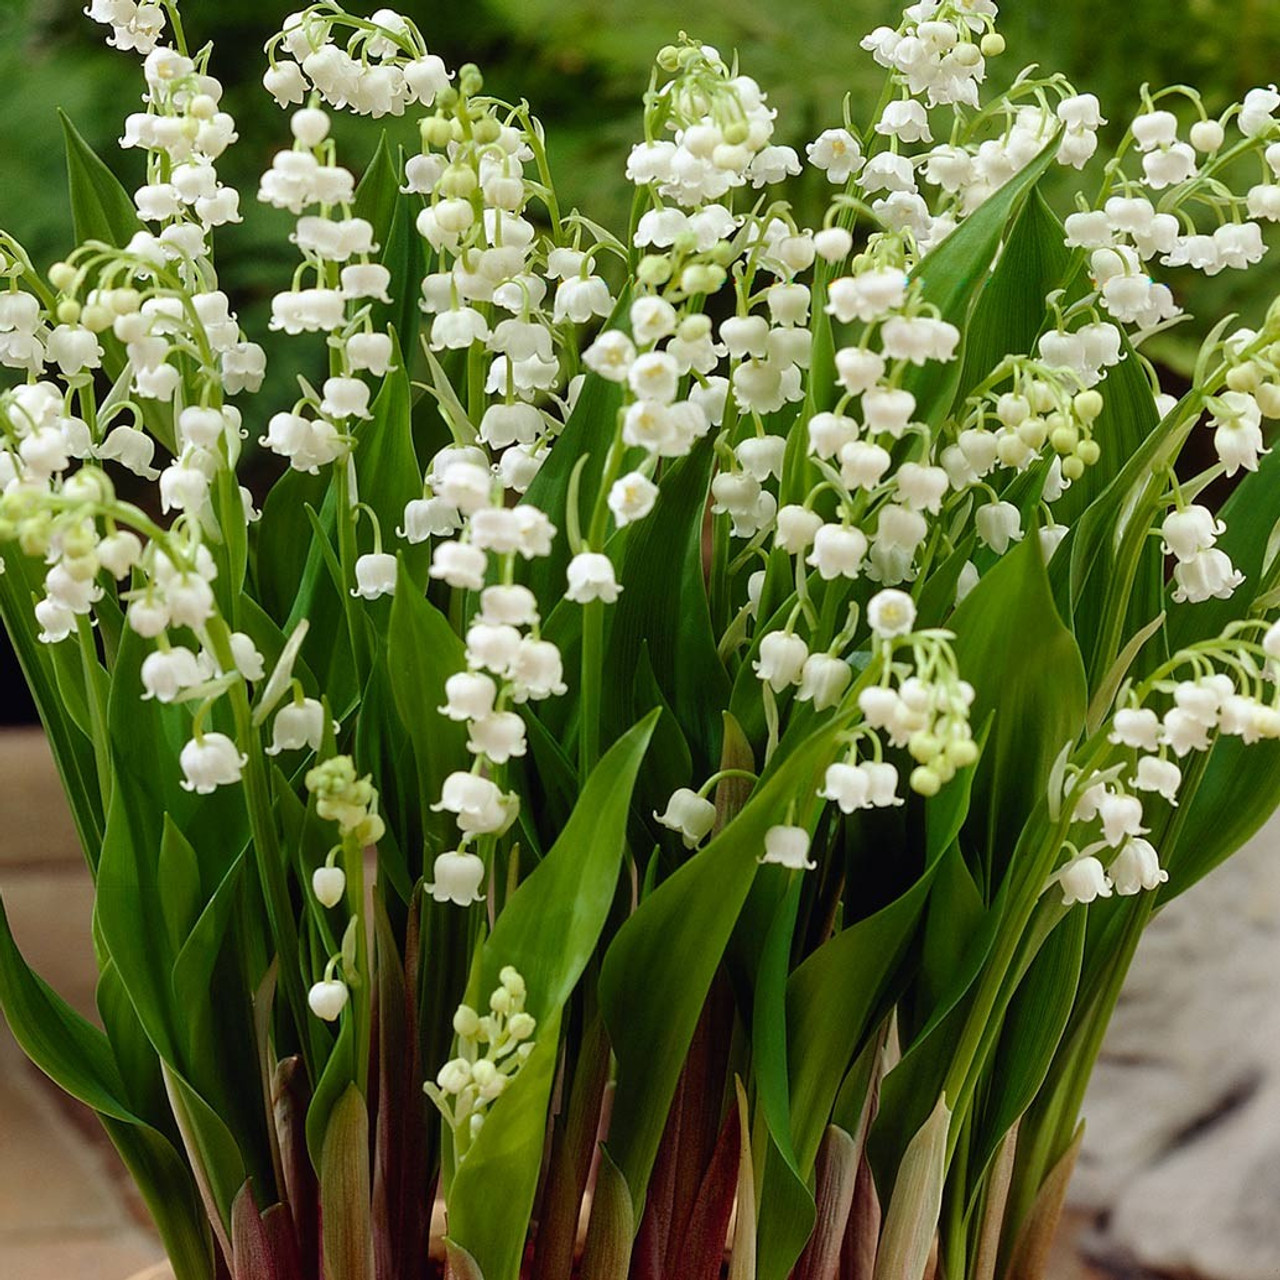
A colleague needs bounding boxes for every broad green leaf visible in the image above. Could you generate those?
[385,561,471,861]
[953,190,1072,409]
[373,166,427,357]
[949,533,1087,886]
[0,896,133,1118]
[447,712,658,1280]
[907,139,1060,426]
[600,713,852,1214]
[352,132,401,249]
[60,108,140,248]
[607,434,730,772]
[972,906,1085,1185]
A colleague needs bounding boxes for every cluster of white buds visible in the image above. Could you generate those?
[425,456,562,905]
[1056,624,1280,906]
[625,38,792,208]
[85,0,167,55]
[856,589,977,797]
[258,104,398,478]
[1065,85,1280,344]
[264,8,452,119]
[125,48,242,242]
[426,968,537,1153]
[306,755,387,846]
[860,2,1002,112]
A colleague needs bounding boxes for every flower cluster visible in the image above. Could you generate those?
[426,968,537,1153]
[1056,623,1280,906]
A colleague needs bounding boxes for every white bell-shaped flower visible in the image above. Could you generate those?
[797,654,852,711]
[608,472,659,527]
[1133,755,1181,803]
[654,788,717,848]
[1098,791,1148,847]
[430,541,487,591]
[352,552,397,600]
[867,589,917,638]
[425,850,487,906]
[180,732,247,794]
[140,646,203,703]
[808,524,869,581]
[1109,708,1162,752]
[439,672,498,722]
[761,825,816,870]
[467,712,528,765]
[565,552,621,604]
[267,698,327,755]
[432,772,514,835]
[1110,838,1168,896]
[312,865,347,909]
[308,979,349,1022]
[754,631,809,692]
[820,762,872,814]
[1058,856,1113,906]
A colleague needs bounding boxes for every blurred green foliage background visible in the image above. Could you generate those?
[1,0,1279,388]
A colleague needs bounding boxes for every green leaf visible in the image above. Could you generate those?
[158,815,203,958]
[607,434,730,772]
[386,561,471,859]
[973,906,1085,1183]
[950,533,1087,885]
[352,132,401,250]
[953,190,1072,408]
[373,165,427,357]
[447,711,658,1280]
[907,139,1060,426]
[60,108,140,248]
[600,713,853,1215]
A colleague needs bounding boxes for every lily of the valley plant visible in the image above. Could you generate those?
[3,1,1280,1277]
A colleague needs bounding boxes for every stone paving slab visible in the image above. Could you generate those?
[0,728,82,868]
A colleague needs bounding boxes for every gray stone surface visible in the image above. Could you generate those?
[1072,812,1280,1278]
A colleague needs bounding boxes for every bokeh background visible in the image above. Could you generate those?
[1,2,1280,1275]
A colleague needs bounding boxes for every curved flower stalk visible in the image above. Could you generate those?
[0,2,1279,1279]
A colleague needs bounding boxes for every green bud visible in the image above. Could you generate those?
[1226,363,1262,393]
[980,32,1005,56]
[1061,455,1086,480]
[471,115,501,145]
[1072,389,1104,421]
[637,254,674,286]
[680,263,726,295]
[910,766,942,797]
[48,262,76,291]
[722,120,749,146]
[420,115,453,149]
[709,241,738,267]
[1050,424,1079,454]
[56,299,81,324]
[1076,438,1101,466]
[459,63,483,96]
[656,45,681,71]
[438,164,478,197]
